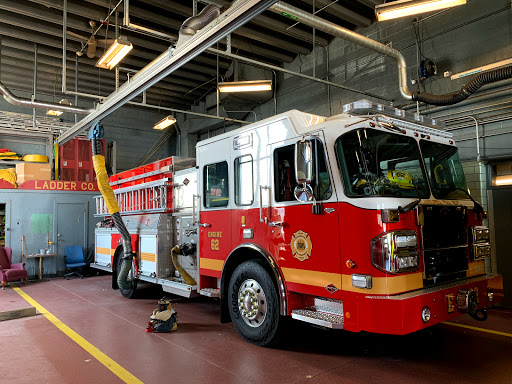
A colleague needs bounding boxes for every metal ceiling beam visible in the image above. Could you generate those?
[87,0,310,55]
[298,0,372,27]
[0,5,226,72]
[0,77,191,111]
[28,0,107,20]
[0,58,198,104]
[172,0,330,45]
[356,0,382,9]
[57,0,279,144]
[0,21,213,83]
[0,36,208,92]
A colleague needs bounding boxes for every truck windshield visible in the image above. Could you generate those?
[420,140,468,199]
[335,128,430,198]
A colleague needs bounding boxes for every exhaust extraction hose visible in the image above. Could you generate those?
[91,137,134,291]
[412,66,512,106]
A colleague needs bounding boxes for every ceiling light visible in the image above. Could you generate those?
[495,176,512,186]
[153,116,176,130]
[96,38,133,70]
[46,99,72,116]
[46,109,64,116]
[375,0,466,21]
[218,80,272,93]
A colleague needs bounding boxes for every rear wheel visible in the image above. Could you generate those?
[228,260,281,346]
[116,254,137,299]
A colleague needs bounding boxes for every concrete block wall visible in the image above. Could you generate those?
[462,161,487,210]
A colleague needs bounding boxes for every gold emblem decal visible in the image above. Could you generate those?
[290,230,312,262]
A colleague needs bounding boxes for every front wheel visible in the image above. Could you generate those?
[116,255,137,299]
[228,260,282,346]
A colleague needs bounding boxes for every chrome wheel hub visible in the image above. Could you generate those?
[238,279,267,327]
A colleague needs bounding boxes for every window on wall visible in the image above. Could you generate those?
[204,162,229,208]
[274,139,332,202]
[234,155,254,206]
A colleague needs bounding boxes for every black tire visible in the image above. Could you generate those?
[116,254,137,299]
[228,260,282,347]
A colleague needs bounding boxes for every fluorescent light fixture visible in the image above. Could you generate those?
[375,0,466,21]
[46,99,72,116]
[495,176,512,186]
[218,80,272,93]
[153,115,176,130]
[46,109,64,116]
[96,38,133,70]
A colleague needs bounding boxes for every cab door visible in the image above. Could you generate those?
[197,138,232,281]
[268,135,342,299]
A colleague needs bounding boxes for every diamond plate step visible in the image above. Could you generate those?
[292,309,344,329]
[199,288,220,298]
[292,298,344,329]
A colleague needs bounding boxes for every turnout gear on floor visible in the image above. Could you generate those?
[145,297,178,333]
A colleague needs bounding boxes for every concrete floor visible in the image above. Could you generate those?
[1,275,511,384]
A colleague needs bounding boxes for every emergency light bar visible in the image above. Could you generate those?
[342,99,452,139]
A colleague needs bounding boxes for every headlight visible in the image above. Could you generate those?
[371,230,419,274]
[470,226,491,260]
[472,226,490,243]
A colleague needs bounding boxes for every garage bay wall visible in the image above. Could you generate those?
[0,189,98,278]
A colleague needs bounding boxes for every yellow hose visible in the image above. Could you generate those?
[93,155,120,214]
[171,246,197,286]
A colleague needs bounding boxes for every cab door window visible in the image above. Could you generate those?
[234,155,254,206]
[204,162,229,208]
[274,139,332,202]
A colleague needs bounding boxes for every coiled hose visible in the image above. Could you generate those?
[412,65,512,106]
[171,246,197,286]
[91,138,134,291]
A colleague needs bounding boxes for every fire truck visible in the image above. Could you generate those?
[92,99,503,346]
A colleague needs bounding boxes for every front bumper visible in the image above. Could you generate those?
[344,274,503,334]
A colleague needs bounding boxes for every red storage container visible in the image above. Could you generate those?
[60,138,105,182]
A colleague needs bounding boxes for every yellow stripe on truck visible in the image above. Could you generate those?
[341,272,423,295]
[281,268,423,295]
[96,247,111,255]
[200,258,224,271]
[140,252,156,262]
[281,267,342,289]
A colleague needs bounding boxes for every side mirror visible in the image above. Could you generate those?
[295,140,313,185]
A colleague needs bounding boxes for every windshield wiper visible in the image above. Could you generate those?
[454,188,484,213]
[398,185,422,213]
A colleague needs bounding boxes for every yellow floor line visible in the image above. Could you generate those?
[444,321,512,338]
[12,285,143,384]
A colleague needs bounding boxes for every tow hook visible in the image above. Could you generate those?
[470,309,488,322]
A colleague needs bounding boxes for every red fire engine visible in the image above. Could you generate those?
[92,100,503,346]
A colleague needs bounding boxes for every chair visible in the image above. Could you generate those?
[0,246,28,290]
[64,246,87,279]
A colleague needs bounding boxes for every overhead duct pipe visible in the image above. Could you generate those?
[57,0,277,145]
[271,2,512,106]
[0,80,92,115]
[270,2,414,100]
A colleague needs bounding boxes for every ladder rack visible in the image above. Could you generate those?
[95,179,172,216]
